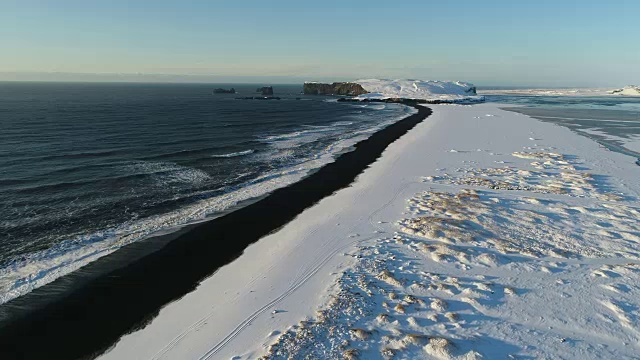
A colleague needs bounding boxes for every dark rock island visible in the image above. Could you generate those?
[213,88,236,94]
[256,86,274,96]
[303,82,368,96]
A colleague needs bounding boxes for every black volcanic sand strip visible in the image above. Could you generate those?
[0,105,432,360]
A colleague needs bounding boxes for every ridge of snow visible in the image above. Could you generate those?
[610,85,640,96]
[354,79,483,102]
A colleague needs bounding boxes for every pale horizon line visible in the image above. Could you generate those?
[0,71,632,89]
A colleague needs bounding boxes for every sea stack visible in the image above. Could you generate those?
[213,88,236,94]
[256,86,274,95]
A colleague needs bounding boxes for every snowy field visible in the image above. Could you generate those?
[99,103,640,360]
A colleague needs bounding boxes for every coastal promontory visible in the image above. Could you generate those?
[303,82,368,96]
[304,79,482,103]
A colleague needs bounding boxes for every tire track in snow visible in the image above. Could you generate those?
[197,236,374,360]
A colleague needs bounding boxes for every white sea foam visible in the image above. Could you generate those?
[263,127,336,142]
[261,125,347,150]
[0,164,313,304]
[331,121,354,126]
[123,161,212,185]
[210,150,255,158]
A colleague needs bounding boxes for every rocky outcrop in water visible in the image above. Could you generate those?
[256,86,274,95]
[303,82,368,96]
[213,88,236,94]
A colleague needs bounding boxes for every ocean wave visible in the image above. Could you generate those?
[6,162,211,195]
[0,152,335,305]
[20,148,129,162]
[263,127,336,142]
[0,104,417,305]
[123,161,211,186]
[301,124,332,129]
[260,127,342,151]
[210,149,255,158]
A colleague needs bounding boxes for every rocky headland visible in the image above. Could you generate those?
[303,82,368,96]
[303,79,483,103]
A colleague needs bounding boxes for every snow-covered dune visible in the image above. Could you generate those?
[355,79,483,103]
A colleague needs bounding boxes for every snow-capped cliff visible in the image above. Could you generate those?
[610,85,640,96]
[355,79,482,102]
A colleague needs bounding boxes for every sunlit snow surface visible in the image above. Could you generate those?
[355,79,484,102]
[611,86,640,96]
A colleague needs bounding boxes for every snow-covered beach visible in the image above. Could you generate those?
[3,1,638,358]
[98,103,640,359]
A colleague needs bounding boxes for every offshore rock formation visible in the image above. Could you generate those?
[256,86,274,95]
[303,82,368,96]
[213,88,236,94]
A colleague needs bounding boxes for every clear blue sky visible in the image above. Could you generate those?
[1,0,638,86]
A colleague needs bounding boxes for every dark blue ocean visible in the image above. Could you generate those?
[0,82,414,303]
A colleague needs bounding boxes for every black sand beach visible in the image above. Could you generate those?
[0,105,431,360]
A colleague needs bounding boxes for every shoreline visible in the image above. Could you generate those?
[337,97,484,105]
[89,103,640,359]
[501,106,640,164]
[0,104,432,359]
[256,104,640,359]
